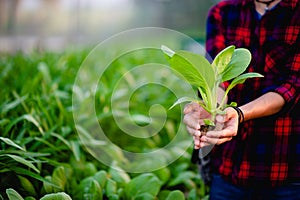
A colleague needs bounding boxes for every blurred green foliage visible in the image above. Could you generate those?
[0,49,208,199]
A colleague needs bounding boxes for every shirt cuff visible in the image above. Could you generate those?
[274,83,296,103]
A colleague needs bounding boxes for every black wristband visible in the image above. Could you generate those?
[230,106,244,125]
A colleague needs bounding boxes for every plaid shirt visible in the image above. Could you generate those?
[206,0,300,187]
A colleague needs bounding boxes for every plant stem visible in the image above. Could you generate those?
[218,88,229,111]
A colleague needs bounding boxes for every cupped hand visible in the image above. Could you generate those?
[200,107,239,146]
[183,102,211,148]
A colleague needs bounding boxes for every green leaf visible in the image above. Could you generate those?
[226,72,264,93]
[131,114,151,125]
[105,178,117,197]
[88,180,103,200]
[9,166,58,188]
[188,188,197,200]
[168,171,195,187]
[69,140,81,161]
[152,167,171,186]
[18,176,37,197]
[0,137,25,151]
[51,133,81,161]
[212,45,235,74]
[157,190,171,200]
[123,173,162,199]
[6,188,24,200]
[169,97,197,110]
[50,132,70,148]
[77,178,102,200]
[198,87,208,105]
[228,102,237,107]
[42,176,53,194]
[0,118,10,127]
[52,166,67,192]
[40,192,72,200]
[93,170,107,189]
[24,197,36,200]
[0,154,39,173]
[0,95,27,114]
[165,190,185,200]
[203,119,215,126]
[135,193,155,200]
[109,163,131,185]
[38,62,52,84]
[161,45,175,57]
[23,114,44,135]
[0,150,50,158]
[85,163,98,177]
[164,47,215,91]
[107,194,119,200]
[221,48,252,82]
[5,114,44,136]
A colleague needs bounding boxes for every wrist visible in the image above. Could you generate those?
[230,106,245,125]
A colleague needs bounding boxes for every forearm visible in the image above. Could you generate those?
[239,92,285,122]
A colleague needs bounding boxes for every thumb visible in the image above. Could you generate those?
[216,107,238,123]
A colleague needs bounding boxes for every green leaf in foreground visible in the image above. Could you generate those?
[226,72,264,92]
[169,97,198,110]
[162,45,263,125]
[221,48,252,82]
[161,45,175,57]
[212,45,235,75]
[161,46,214,91]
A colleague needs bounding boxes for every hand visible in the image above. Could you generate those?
[183,102,211,149]
[200,107,239,146]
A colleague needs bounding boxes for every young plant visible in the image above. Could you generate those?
[161,45,263,126]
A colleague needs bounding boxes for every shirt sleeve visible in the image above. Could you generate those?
[274,44,300,106]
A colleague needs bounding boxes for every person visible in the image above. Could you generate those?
[183,0,300,199]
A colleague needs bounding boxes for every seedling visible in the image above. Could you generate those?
[161,45,263,126]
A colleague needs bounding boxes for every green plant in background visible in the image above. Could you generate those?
[162,45,263,126]
[0,49,207,200]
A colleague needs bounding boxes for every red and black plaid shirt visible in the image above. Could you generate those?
[206,0,300,187]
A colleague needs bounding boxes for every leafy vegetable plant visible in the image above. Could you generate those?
[161,45,263,126]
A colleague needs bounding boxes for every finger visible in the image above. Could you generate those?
[205,126,237,138]
[215,137,233,145]
[206,116,238,138]
[195,136,212,148]
[183,114,201,130]
[216,107,238,123]
[193,135,201,149]
[186,126,201,137]
[201,135,233,145]
[183,102,200,114]
[183,110,211,130]
[201,135,219,145]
